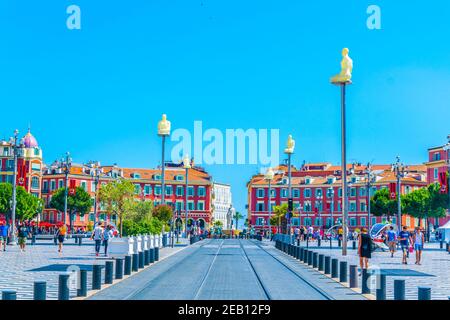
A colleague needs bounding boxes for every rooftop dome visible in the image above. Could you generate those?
[23,130,38,148]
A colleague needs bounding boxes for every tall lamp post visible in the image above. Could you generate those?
[443,135,450,219]
[61,152,72,233]
[264,167,274,240]
[8,130,24,245]
[316,194,323,239]
[392,156,408,231]
[157,114,171,204]
[90,162,102,225]
[365,163,376,231]
[284,135,295,235]
[331,47,353,256]
[182,154,191,239]
[327,187,334,249]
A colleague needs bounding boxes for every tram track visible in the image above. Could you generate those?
[240,239,334,300]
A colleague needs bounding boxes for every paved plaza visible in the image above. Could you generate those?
[0,238,187,300]
[90,238,365,300]
[288,239,450,300]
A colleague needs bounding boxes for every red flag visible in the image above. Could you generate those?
[389,183,396,199]
[17,163,26,186]
[439,172,447,194]
[69,179,76,196]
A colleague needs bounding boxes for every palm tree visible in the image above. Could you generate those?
[273,204,288,234]
[233,211,244,230]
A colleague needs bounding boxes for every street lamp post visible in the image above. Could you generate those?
[61,152,72,234]
[443,135,450,219]
[9,130,24,245]
[365,163,375,231]
[331,47,353,256]
[284,135,295,236]
[392,156,408,232]
[327,187,334,249]
[265,167,274,240]
[157,114,171,205]
[316,194,323,240]
[90,162,102,225]
[183,154,191,239]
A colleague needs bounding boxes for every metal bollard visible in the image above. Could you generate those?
[313,252,318,268]
[77,270,87,297]
[352,241,356,250]
[394,279,406,300]
[339,261,348,283]
[317,237,321,247]
[132,253,139,272]
[115,258,124,279]
[418,287,431,300]
[149,248,155,263]
[58,274,70,300]
[92,264,102,290]
[324,256,331,275]
[308,251,313,266]
[144,249,149,266]
[338,238,342,247]
[33,281,47,300]
[349,265,358,288]
[295,246,300,259]
[154,247,160,261]
[318,254,324,271]
[439,241,443,249]
[105,261,114,284]
[303,249,308,263]
[138,251,145,269]
[376,274,386,300]
[299,247,304,261]
[124,255,132,275]
[31,234,36,245]
[331,258,339,278]
[79,237,82,246]
[2,290,17,300]
[361,269,370,294]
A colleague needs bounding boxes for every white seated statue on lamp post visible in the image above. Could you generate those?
[330,48,353,85]
[157,114,171,204]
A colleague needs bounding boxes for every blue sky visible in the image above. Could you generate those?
[0,0,449,218]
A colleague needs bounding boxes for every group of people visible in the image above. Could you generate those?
[0,221,35,253]
[358,226,426,272]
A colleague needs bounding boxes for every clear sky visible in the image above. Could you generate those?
[0,0,449,219]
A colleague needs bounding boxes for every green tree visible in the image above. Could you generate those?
[126,200,154,223]
[370,188,398,218]
[152,204,173,225]
[50,186,91,232]
[214,220,223,227]
[98,179,135,236]
[233,211,244,230]
[0,183,43,221]
[271,204,288,233]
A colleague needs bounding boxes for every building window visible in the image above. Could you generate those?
[338,188,342,197]
[434,168,438,180]
[176,186,184,196]
[370,187,377,196]
[175,175,184,181]
[326,218,333,228]
[188,186,194,196]
[281,188,288,198]
[270,189,276,197]
[256,202,265,212]
[176,202,183,212]
[31,177,40,189]
[154,186,161,196]
[315,217,323,226]
[197,202,205,211]
[360,217,367,226]
[315,188,323,197]
[350,218,357,226]
[293,189,300,198]
[80,181,87,191]
[165,185,173,196]
[43,181,48,192]
[304,189,311,198]
[198,186,206,197]
[134,184,141,195]
[154,174,161,180]
[360,202,366,212]
[360,188,366,197]
[433,152,441,161]
[371,217,377,226]
[304,202,311,212]
[350,187,356,197]
[349,202,356,212]
[188,201,194,211]
[304,218,312,226]
[51,180,56,191]
[144,185,152,195]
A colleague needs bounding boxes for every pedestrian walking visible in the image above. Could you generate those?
[413,227,425,265]
[387,226,397,257]
[17,223,30,252]
[91,222,104,257]
[358,227,372,272]
[55,224,67,253]
[0,222,9,251]
[102,224,113,256]
[398,226,412,264]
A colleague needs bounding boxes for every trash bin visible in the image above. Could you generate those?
[162,233,168,247]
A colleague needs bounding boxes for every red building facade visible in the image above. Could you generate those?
[247,163,429,232]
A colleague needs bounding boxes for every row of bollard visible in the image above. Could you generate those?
[1,245,162,300]
[274,239,434,300]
